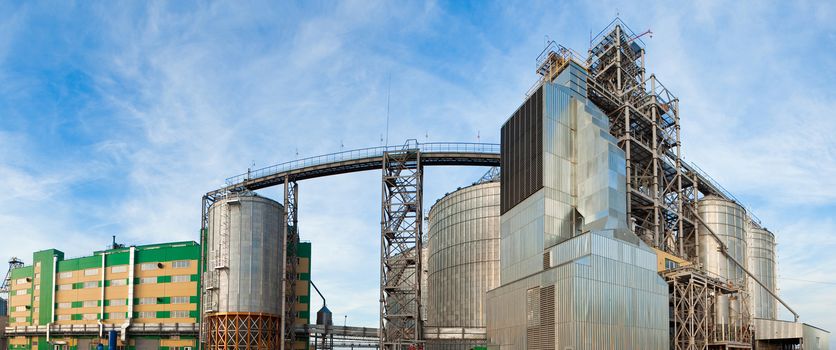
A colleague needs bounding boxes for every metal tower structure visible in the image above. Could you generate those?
[283,178,300,350]
[380,145,423,350]
[1,257,25,296]
[585,19,694,257]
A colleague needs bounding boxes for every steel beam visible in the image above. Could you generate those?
[282,179,300,350]
[380,148,422,350]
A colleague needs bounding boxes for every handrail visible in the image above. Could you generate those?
[224,142,500,186]
[687,161,763,225]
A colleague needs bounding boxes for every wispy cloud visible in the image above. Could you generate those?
[0,1,833,340]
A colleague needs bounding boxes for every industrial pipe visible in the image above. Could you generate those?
[690,207,799,322]
[120,246,136,342]
[310,281,326,307]
[99,252,106,338]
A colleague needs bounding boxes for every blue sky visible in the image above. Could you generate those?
[1,0,834,343]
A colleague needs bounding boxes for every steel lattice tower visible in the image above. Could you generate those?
[380,147,423,350]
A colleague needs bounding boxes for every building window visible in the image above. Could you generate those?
[171,296,190,304]
[57,302,71,309]
[83,313,97,320]
[172,260,190,268]
[57,284,72,291]
[140,263,158,271]
[15,278,27,284]
[35,285,39,290]
[83,281,98,289]
[15,289,27,295]
[15,306,27,312]
[83,300,97,308]
[57,314,71,321]
[34,296,40,302]
[109,299,126,306]
[34,273,40,280]
[111,265,128,273]
[171,310,190,318]
[109,312,125,320]
[59,272,73,279]
[138,277,156,284]
[16,317,28,323]
[137,311,156,319]
[138,297,156,305]
[110,279,127,286]
[172,275,190,283]
[664,258,679,270]
[33,307,39,314]
[84,268,99,276]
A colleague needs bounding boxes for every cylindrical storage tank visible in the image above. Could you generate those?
[746,224,777,320]
[426,181,500,350]
[697,195,747,326]
[204,192,284,350]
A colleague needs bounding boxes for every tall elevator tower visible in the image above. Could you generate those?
[485,51,669,350]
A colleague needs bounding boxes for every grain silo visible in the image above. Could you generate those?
[746,222,778,320]
[203,192,284,350]
[425,181,500,350]
[697,196,749,328]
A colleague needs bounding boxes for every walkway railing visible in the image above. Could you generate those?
[225,142,500,186]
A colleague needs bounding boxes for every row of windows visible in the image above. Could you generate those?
[54,260,193,279]
[53,274,193,290]
[34,310,194,322]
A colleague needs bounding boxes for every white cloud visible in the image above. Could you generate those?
[0,1,833,342]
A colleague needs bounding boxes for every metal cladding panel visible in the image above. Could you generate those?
[487,231,669,350]
[428,182,500,329]
[501,86,544,215]
[746,225,778,320]
[697,196,747,325]
[207,193,284,315]
[697,196,747,283]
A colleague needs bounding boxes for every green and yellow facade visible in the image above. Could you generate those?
[6,242,201,350]
[4,241,313,350]
[293,242,312,350]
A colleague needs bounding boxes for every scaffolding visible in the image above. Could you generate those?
[380,146,423,350]
[205,312,282,350]
[583,19,699,258]
[665,267,753,350]
[283,179,300,350]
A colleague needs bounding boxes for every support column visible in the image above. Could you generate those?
[380,148,423,350]
[283,179,300,350]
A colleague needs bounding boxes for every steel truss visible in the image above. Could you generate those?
[665,267,753,350]
[380,147,423,350]
[205,312,282,350]
[283,178,300,350]
[586,19,698,258]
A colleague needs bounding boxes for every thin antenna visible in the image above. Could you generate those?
[341,140,344,150]
[477,130,481,142]
[385,74,391,147]
[425,130,429,141]
[295,148,299,158]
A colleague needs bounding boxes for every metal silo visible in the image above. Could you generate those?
[746,223,777,320]
[426,181,500,350]
[697,196,748,327]
[204,192,284,350]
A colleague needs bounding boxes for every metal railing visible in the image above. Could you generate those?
[224,142,500,186]
[687,161,763,225]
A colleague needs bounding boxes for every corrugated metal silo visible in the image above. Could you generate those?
[746,223,778,320]
[204,192,284,350]
[697,195,748,326]
[426,181,500,349]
